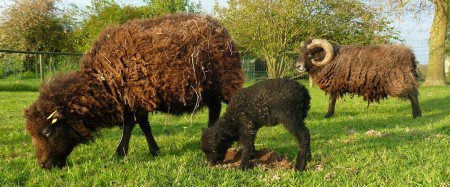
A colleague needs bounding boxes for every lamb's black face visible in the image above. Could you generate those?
[200,128,228,165]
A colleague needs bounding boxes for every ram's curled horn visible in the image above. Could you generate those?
[307,39,334,66]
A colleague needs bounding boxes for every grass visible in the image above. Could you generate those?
[1,81,450,186]
[0,79,40,91]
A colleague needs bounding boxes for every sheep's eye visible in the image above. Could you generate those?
[41,127,53,138]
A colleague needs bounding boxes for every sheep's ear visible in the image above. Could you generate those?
[47,110,64,125]
[41,125,54,138]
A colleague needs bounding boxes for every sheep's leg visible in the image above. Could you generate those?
[325,92,337,118]
[284,121,311,171]
[408,92,422,118]
[206,96,222,127]
[138,118,160,156]
[239,126,256,170]
[116,122,135,156]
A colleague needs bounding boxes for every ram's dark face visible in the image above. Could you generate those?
[297,40,328,72]
[25,110,80,169]
[297,40,312,72]
[200,127,228,165]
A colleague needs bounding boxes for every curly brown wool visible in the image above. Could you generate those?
[297,39,421,118]
[25,13,244,169]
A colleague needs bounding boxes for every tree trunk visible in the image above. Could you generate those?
[423,0,448,86]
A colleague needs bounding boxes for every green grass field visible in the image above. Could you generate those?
[1,81,449,186]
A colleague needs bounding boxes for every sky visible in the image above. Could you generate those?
[0,0,433,64]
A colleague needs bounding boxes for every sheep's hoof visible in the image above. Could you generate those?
[150,149,160,156]
[324,114,334,118]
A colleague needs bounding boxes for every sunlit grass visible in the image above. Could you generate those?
[1,82,449,186]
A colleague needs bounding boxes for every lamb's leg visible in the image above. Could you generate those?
[325,92,337,118]
[138,117,160,156]
[408,91,422,118]
[116,122,135,156]
[239,127,256,170]
[206,95,222,127]
[284,121,311,171]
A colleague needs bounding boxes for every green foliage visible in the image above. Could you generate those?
[1,82,450,185]
[0,0,77,52]
[71,0,151,52]
[71,0,202,52]
[214,0,399,78]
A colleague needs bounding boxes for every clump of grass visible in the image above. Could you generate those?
[0,79,40,91]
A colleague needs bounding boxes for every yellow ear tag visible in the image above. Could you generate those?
[47,110,58,120]
[51,118,58,124]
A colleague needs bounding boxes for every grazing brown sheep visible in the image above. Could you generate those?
[296,39,421,118]
[201,79,311,171]
[25,13,244,169]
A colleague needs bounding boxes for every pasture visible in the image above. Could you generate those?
[1,81,449,186]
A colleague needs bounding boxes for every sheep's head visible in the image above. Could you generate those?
[200,126,229,165]
[25,106,84,169]
[297,39,335,72]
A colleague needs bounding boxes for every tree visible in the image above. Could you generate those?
[423,0,448,86]
[0,0,75,52]
[144,0,201,14]
[73,0,201,52]
[0,0,77,72]
[380,0,448,86]
[214,0,398,78]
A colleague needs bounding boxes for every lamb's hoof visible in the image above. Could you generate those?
[240,163,254,171]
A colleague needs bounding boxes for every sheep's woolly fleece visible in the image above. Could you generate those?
[309,45,418,103]
[81,14,244,111]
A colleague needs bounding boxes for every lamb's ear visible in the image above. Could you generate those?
[47,110,65,125]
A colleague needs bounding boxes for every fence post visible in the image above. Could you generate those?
[309,75,314,88]
[39,54,44,82]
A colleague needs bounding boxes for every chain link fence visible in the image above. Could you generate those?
[0,50,82,81]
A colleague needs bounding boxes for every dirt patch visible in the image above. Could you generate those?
[218,148,294,170]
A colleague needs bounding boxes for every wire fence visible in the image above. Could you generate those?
[0,50,308,84]
[0,50,82,81]
[1,44,442,90]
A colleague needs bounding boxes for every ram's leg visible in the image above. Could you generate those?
[138,117,160,156]
[408,91,422,118]
[325,92,338,118]
[116,120,136,156]
[239,126,256,170]
[283,118,311,171]
[205,95,222,127]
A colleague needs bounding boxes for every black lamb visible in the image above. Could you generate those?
[201,79,312,171]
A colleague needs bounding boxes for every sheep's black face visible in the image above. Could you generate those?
[25,109,81,169]
[200,128,228,165]
[28,121,79,169]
